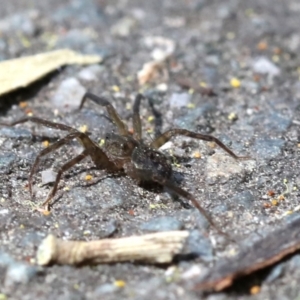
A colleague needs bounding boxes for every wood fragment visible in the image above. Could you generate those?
[0,49,102,96]
[194,216,300,291]
[37,231,190,266]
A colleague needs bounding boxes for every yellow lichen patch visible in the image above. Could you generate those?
[278,194,285,201]
[230,77,241,88]
[187,103,195,109]
[99,139,105,147]
[79,124,88,133]
[149,203,167,210]
[199,81,207,87]
[63,186,70,191]
[112,85,120,92]
[85,174,93,181]
[271,199,278,206]
[226,32,235,40]
[228,112,238,121]
[43,210,51,216]
[19,101,28,108]
[148,115,154,122]
[42,140,49,148]
[272,55,280,63]
[126,102,132,110]
[26,111,33,117]
[257,41,268,51]
[193,151,201,159]
[250,285,261,295]
[114,280,126,288]
[0,293,7,300]
[20,224,25,229]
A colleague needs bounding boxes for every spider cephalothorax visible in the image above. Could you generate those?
[0,92,249,236]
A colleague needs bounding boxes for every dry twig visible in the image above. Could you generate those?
[37,231,190,266]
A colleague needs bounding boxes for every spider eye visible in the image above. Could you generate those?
[105,135,110,140]
[121,144,128,151]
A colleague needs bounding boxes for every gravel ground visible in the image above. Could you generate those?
[0,0,300,299]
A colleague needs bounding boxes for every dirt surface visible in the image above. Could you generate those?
[0,0,300,299]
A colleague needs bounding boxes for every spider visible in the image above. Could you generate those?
[0,93,249,236]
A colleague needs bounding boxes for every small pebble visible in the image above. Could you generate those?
[0,11,38,36]
[184,230,214,261]
[252,57,280,77]
[174,103,216,130]
[169,93,191,108]
[5,263,39,287]
[111,17,136,37]
[41,169,57,185]
[253,138,285,160]
[231,191,255,210]
[0,127,31,139]
[140,216,183,232]
[51,77,86,112]
[77,65,103,82]
[206,152,243,184]
[0,153,17,174]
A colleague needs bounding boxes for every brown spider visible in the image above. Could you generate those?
[0,93,249,236]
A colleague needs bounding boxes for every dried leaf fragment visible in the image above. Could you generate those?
[0,49,102,96]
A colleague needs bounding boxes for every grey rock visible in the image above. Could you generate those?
[51,77,86,112]
[0,127,32,139]
[0,251,15,268]
[250,112,292,133]
[184,230,213,261]
[111,17,137,37]
[77,65,103,82]
[0,153,17,174]
[0,11,38,36]
[288,254,300,271]
[265,262,284,283]
[174,103,216,130]
[69,188,94,208]
[5,263,39,287]
[52,0,104,25]
[253,138,285,160]
[169,93,191,108]
[99,178,125,209]
[252,57,280,77]
[231,190,255,210]
[41,169,57,185]
[140,216,183,232]
[212,203,229,214]
[206,152,243,184]
[55,29,105,55]
[93,283,118,296]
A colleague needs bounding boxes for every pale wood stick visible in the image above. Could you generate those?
[37,231,190,266]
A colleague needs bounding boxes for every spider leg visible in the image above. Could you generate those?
[152,175,233,240]
[79,92,128,136]
[150,128,250,159]
[0,116,75,131]
[132,94,144,140]
[0,116,116,198]
[28,131,91,198]
[42,149,89,209]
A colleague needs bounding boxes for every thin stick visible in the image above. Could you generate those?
[37,231,190,266]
